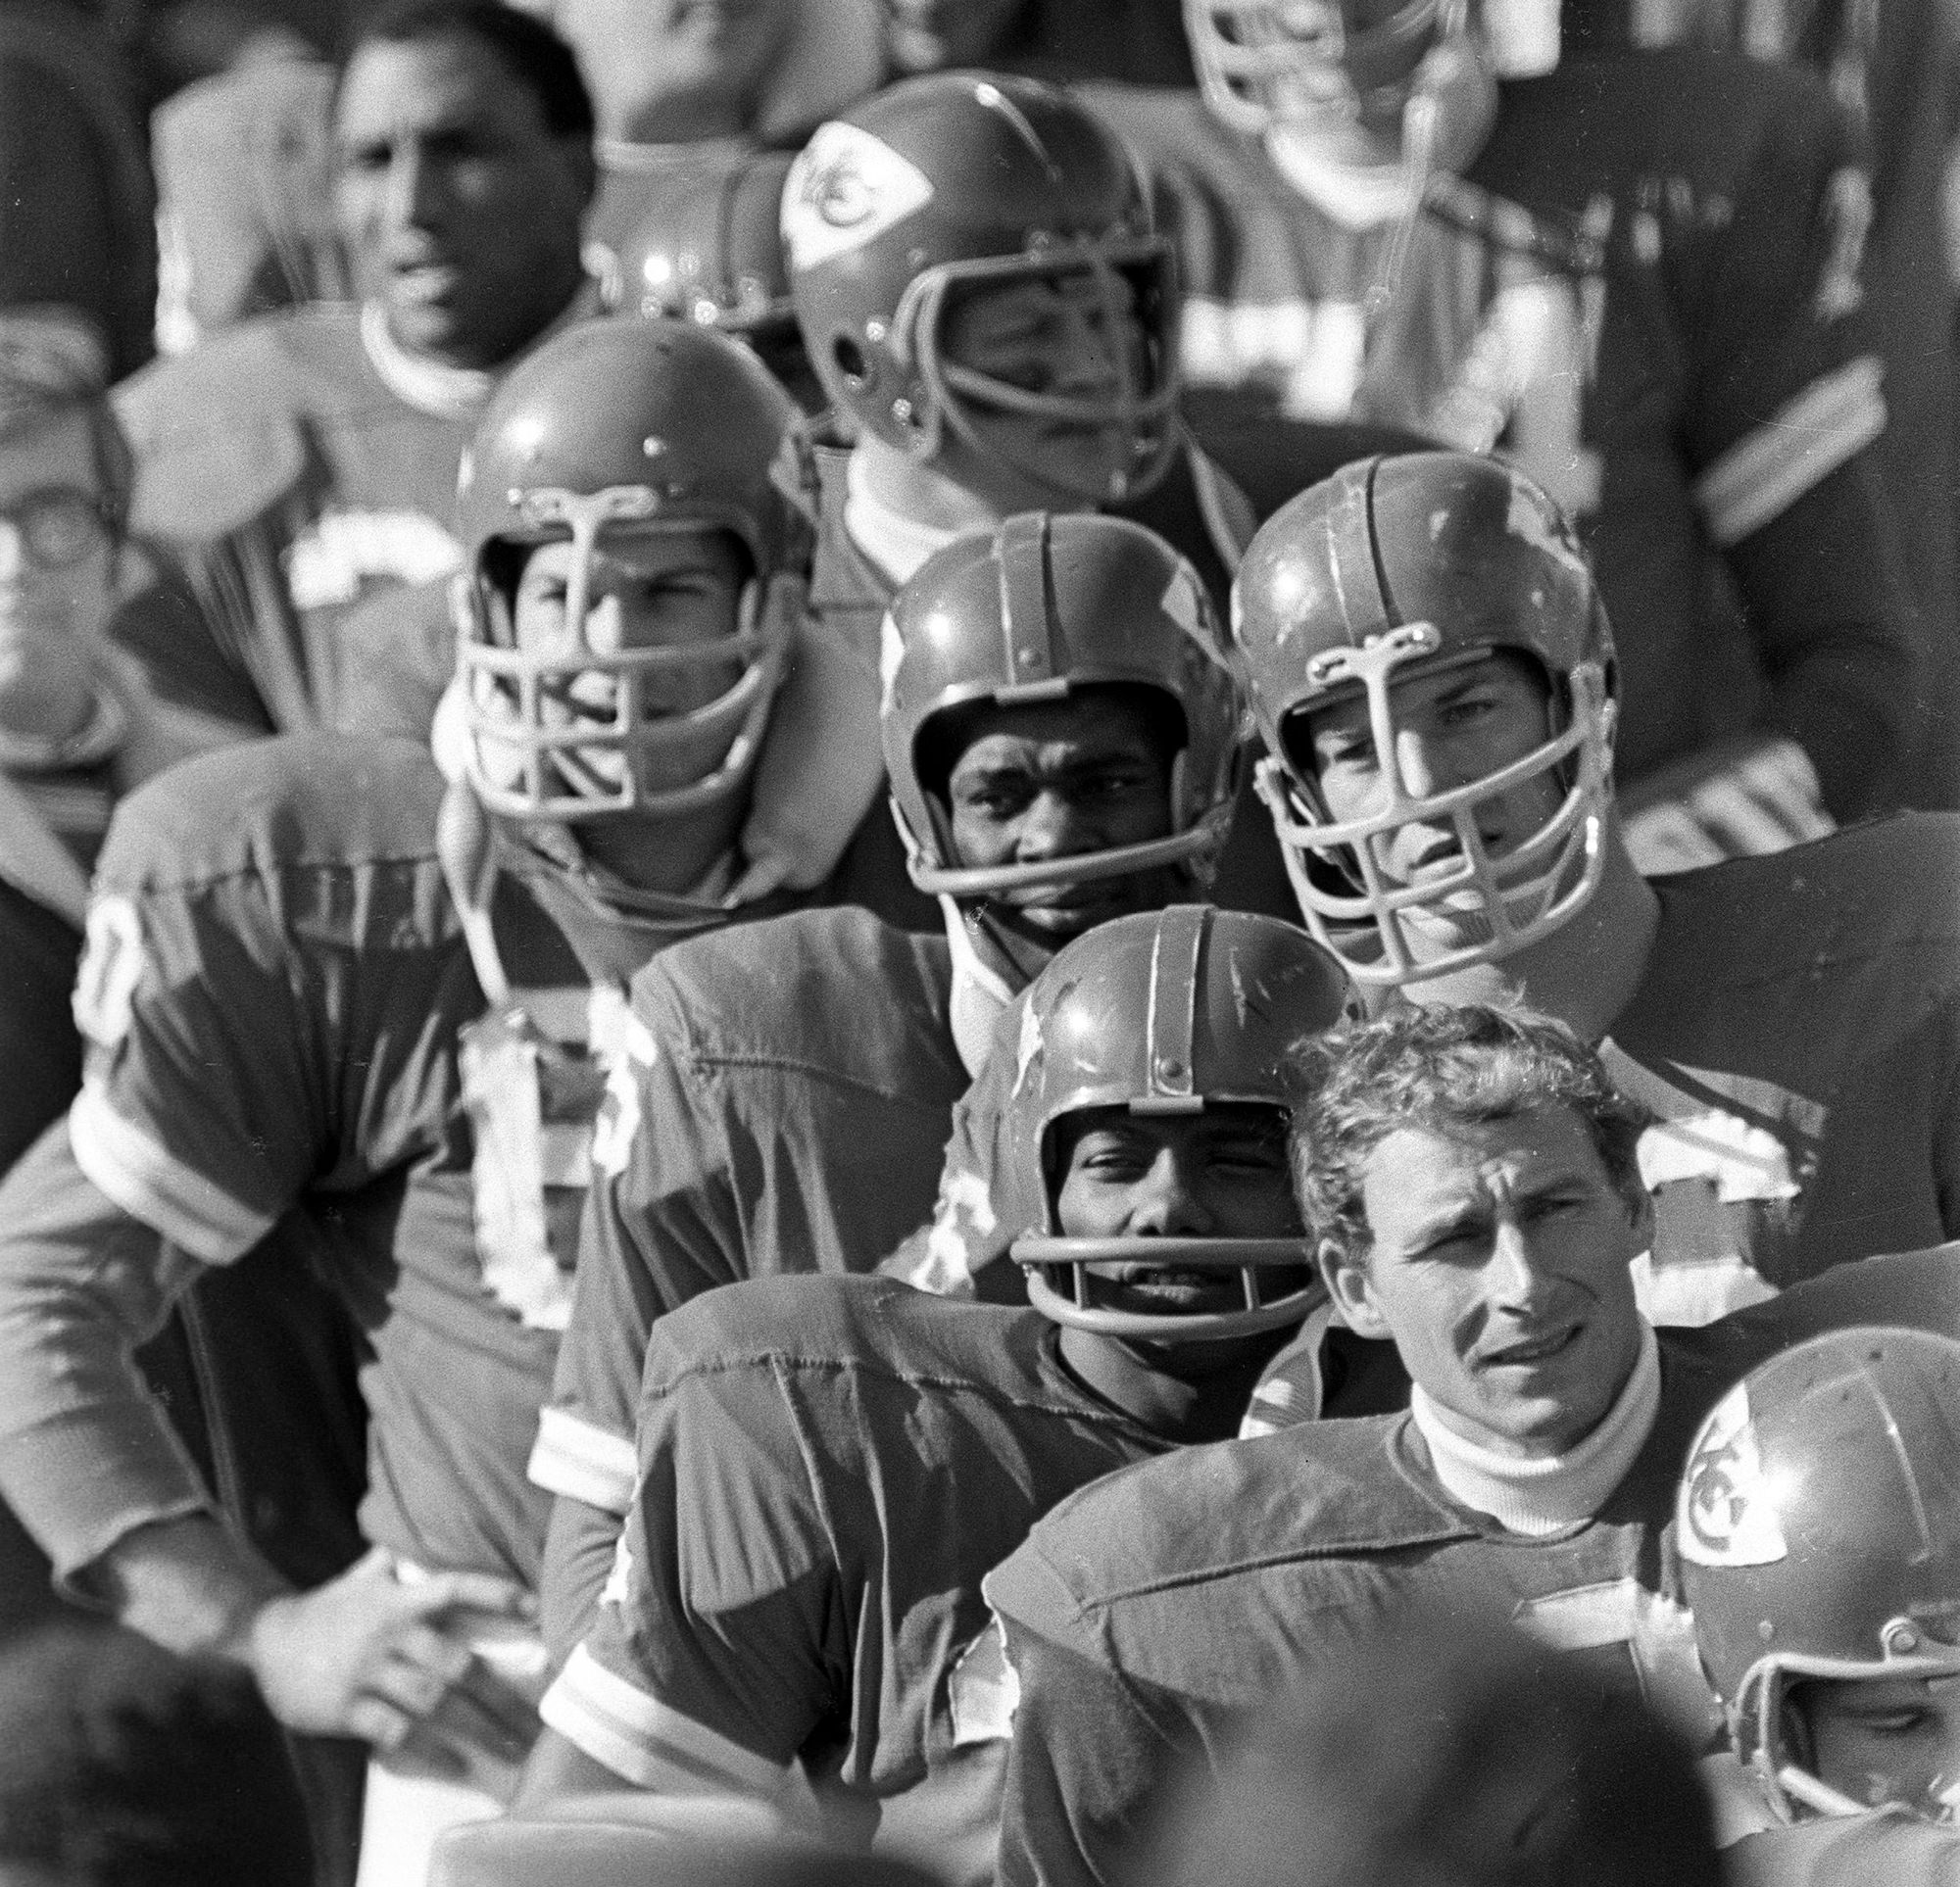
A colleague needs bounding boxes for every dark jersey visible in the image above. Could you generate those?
[988,1250,1960,1887]
[1088,57,1915,821]
[0,730,917,1589]
[540,1276,1171,1885]
[532,909,966,1583]
[1563,0,1960,810]
[1606,814,1960,1322]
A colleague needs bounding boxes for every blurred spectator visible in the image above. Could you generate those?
[152,52,349,355]
[115,0,600,734]
[0,318,268,878]
[0,1622,314,1887]
[0,0,156,382]
[1131,1621,1721,1887]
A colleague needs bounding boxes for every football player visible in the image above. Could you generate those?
[531,509,1259,1650]
[1223,450,1960,1330]
[778,68,1419,949]
[1084,0,1922,859]
[115,0,600,737]
[985,1001,1960,1887]
[781,68,1418,649]
[0,315,361,1709]
[0,315,923,1887]
[520,906,1346,1887]
[1679,1328,1960,1886]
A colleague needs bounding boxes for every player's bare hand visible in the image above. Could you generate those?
[242,1549,539,1771]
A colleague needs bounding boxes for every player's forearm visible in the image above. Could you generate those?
[0,1122,217,1581]
[514,1724,631,1811]
[540,1494,625,1669]
[89,1510,288,1659]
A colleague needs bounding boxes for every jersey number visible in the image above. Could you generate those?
[73,896,145,1048]
[1512,1578,1722,1741]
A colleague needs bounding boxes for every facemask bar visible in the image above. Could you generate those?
[1258,624,1613,985]
[894,238,1183,505]
[1186,0,1446,136]
[1735,1629,1960,1824]
[1014,1234,1326,1340]
[458,483,789,822]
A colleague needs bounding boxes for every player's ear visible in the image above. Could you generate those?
[1320,1238,1389,1339]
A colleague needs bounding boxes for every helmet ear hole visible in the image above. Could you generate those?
[832,334,872,387]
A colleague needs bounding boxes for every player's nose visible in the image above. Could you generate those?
[580,591,626,655]
[1393,728,1451,799]
[1126,1148,1211,1237]
[1486,1219,1546,1307]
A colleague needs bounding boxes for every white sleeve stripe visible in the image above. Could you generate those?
[540,1644,792,1798]
[68,1083,269,1265]
[1693,356,1886,546]
[526,1408,638,1512]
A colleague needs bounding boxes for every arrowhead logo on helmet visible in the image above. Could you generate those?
[1677,1380,1788,1570]
[781,122,935,272]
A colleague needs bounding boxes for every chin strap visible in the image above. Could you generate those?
[436,779,513,1008]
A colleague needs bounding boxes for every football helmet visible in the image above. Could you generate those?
[1004,903,1348,1341]
[603,150,796,332]
[1231,451,1617,985]
[881,509,1245,901]
[782,72,1180,505]
[1186,0,1494,142]
[1679,1328,1960,1821]
[454,316,806,823]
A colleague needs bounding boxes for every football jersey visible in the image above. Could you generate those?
[987,1250,1960,1887]
[0,730,915,1587]
[1724,1811,1960,1886]
[531,908,966,1556]
[113,297,588,738]
[539,1275,1173,1887]
[1087,56,1913,818]
[1605,813,1960,1323]
[1563,0,1960,809]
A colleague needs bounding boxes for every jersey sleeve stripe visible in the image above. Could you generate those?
[1693,356,1886,547]
[540,1643,794,1798]
[526,1407,638,1512]
[68,1082,270,1265]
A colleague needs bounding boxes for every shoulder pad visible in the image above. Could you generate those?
[629,911,963,1122]
[1015,1417,1466,1612]
[97,732,445,896]
[114,314,355,538]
